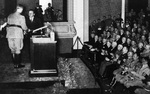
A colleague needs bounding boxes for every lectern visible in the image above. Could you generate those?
[29,35,58,77]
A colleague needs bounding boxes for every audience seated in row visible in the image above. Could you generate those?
[83,8,150,94]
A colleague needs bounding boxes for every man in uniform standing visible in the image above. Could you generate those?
[6,4,28,68]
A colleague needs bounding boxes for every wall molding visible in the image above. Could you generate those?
[51,0,76,38]
[83,0,89,42]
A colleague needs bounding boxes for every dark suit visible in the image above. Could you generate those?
[119,53,128,65]
[137,48,144,58]
[88,37,95,46]
[26,16,43,35]
[34,7,43,23]
[111,46,117,54]
[25,16,43,59]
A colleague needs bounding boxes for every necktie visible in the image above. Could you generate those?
[30,17,33,22]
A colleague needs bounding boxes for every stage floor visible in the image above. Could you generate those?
[0,63,59,83]
[0,58,99,88]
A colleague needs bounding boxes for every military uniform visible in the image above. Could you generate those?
[6,9,28,68]
[7,12,27,54]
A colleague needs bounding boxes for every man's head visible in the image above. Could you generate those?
[112,42,117,48]
[28,9,35,17]
[102,16,106,20]
[127,51,133,58]
[122,46,128,54]
[16,4,24,14]
[108,15,112,19]
[48,3,51,7]
[117,44,123,51]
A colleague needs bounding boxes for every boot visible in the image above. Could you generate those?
[14,54,25,68]
[11,54,15,64]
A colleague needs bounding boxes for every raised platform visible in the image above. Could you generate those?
[67,88,101,94]
[0,58,100,94]
[0,58,99,87]
[0,80,65,89]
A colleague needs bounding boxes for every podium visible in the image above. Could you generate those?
[29,35,58,77]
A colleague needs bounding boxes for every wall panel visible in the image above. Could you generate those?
[89,0,121,23]
[17,0,39,13]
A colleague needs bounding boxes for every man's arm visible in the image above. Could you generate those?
[131,71,145,80]
[21,16,28,31]
[0,22,7,31]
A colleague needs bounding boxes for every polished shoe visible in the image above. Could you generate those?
[105,89,112,93]
[106,84,110,87]
[14,64,25,68]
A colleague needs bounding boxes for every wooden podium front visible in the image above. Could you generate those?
[29,36,58,77]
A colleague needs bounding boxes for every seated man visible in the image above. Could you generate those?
[126,58,150,88]
[83,33,99,61]
[134,75,150,94]
[84,31,95,48]
[99,41,114,77]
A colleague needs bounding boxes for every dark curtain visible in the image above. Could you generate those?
[63,0,67,21]
[128,0,148,13]
[5,0,17,17]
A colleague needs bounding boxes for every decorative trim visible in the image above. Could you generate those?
[50,0,76,38]
[83,0,89,42]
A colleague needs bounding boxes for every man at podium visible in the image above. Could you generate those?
[25,9,43,58]
[26,9,43,35]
